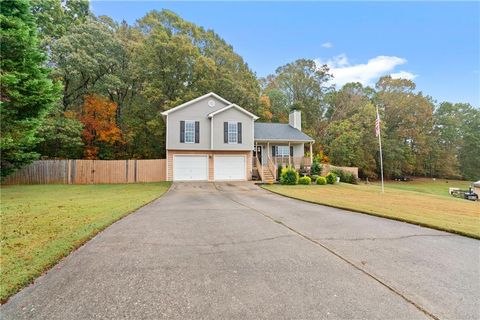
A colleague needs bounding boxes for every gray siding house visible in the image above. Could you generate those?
[161,92,314,182]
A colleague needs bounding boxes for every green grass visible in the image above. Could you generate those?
[0,182,171,302]
[263,180,480,239]
[375,178,473,198]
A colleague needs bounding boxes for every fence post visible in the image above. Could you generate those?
[72,160,76,184]
[125,160,129,183]
[134,159,137,183]
[67,160,71,184]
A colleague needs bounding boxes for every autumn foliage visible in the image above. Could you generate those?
[80,94,123,159]
[259,95,273,121]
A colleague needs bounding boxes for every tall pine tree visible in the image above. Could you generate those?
[0,0,60,177]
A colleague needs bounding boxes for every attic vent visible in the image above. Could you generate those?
[208,99,215,107]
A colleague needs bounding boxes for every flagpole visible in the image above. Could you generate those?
[376,106,385,193]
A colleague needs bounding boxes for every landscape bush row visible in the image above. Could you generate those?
[278,166,358,186]
[277,158,358,186]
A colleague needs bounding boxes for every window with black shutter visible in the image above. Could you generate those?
[237,122,242,144]
[195,121,200,143]
[180,121,185,143]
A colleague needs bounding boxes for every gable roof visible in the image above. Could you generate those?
[208,104,259,120]
[254,123,314,142]
[160,92,232,116]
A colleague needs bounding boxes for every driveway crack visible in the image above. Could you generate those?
[132,235,295,248]
[321,234,455,241]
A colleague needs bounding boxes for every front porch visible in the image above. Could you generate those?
[252,140,313,183]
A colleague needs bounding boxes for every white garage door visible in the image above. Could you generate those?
[173,155,208,181]
[214,156,246,181]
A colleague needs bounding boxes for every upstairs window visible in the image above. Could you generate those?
[185,120,195,143]
[228,122,238,144]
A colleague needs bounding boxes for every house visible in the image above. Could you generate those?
[161,92,314,182]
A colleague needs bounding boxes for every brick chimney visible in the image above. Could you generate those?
[289,109,301,131]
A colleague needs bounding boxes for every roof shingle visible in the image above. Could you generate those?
[254,123,314,142]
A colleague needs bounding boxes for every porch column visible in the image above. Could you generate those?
[288,141,291,166]
[310,142,313,165]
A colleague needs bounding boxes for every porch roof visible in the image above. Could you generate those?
[254,123,314,143]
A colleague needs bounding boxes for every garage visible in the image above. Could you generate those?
[214,155,246,181]
[173,155,208,181]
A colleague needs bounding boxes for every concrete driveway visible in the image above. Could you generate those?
[2,182,479,320]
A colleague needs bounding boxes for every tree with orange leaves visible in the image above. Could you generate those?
[259,95,273,122]
[80,94,123,159]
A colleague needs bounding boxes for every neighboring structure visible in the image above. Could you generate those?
[161,92,314,182]
[474,181,480,196]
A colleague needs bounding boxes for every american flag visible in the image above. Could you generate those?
[375,110,381,137]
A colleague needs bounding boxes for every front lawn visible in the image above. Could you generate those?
[263,181,479,239]
[0,182,171,302]
[375,178,473,198]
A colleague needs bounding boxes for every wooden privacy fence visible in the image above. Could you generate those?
[4,159,166,185]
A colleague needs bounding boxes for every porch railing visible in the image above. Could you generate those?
[272,156,312,168]
[267,155,277,181]
[255,156,264,181]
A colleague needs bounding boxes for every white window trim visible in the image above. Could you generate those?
[227,121,238,144]
[184,120,195,144]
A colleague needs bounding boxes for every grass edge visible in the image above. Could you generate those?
[261,185,479,240]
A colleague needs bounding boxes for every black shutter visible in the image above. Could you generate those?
[180,121,185,143]
[290,146,294,156]
[237,122,242,144]
[195,121,200,143]
[272,145,276,156]
[224,122,228,143]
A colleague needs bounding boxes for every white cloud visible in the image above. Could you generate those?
[390,71,418,80]
[321,42,333,48]
[315,54,417,87]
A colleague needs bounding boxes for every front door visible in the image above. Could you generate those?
[254,146,263,164]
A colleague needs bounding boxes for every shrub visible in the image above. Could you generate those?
[331,168,345,181]
[311,158,322,176]
[325,172,337,184]
[345,172,358,184]
[280,166,299,185]
[316,176,327,185]
[331,168,358,184]
[298,176,311,185]
[311,174,319,181]
[277,164,283,181]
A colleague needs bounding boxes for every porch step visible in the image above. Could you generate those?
[261,168,275,184]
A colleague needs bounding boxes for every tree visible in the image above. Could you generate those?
[136,10,260,112]
[51,18,124,111]
[35,107,84,159]
[374,76,434,178]
[259,95,273,121]
[322,83,378,178]
[30,0,90,49]
[428,102,463,178]
[323,115,378,178]
[79,94,123,159]
[260,59,332,145]
[456,104,480,180]
[121,96,166,159]
[0,0,60,178]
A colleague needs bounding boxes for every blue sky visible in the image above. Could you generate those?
[91,1,480,107]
